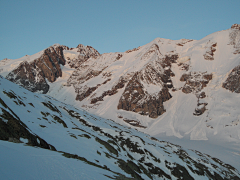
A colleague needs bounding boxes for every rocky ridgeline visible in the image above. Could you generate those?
[231,24,240,30]
[66,44,100,69]
[66,45,104,97]
[6,45,66,93]
[5,44,101,95]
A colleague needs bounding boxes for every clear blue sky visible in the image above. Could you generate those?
[0,0,240,60]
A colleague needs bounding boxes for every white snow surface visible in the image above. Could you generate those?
[0,141,113,180]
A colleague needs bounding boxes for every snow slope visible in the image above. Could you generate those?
[1,76,240,179]
[0,141,114,180]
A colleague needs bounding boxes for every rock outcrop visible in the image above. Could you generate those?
[116,53,178,118]
[6,45,66,93]
[203,43,217,60]
[90,77,127,104]
[66,44,100,69]
[180,72,212,116]
[180,72,212,94]
[222,64,240,93]
[0,90,56,150]
[231,24,240,30]
[118,72,172,119]
[229,24,240,54]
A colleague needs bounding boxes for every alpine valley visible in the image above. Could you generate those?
[0,24,240,179]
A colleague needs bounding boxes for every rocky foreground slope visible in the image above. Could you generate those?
[0,75,240,179]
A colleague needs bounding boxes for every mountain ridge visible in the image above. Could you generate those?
[0,24,240,145]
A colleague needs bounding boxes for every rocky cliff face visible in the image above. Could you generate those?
[6,45,66,93]
[117,73,171,118]
[180,72,213,94]
[117,53,177,118]
[229,24,240,54]
[4,44,101,94]
[6,61,49,93]
[69,43,177,118]
[222,64,240,93]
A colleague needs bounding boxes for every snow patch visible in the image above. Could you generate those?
[177,56,190,63]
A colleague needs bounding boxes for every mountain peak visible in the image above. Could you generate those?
[231,23,240,30]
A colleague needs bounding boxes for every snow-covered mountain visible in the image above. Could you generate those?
[1,24,239,141]
[0,75,240,179]
[1,24,240,176]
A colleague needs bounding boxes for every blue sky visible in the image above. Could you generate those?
[0,0,240,60]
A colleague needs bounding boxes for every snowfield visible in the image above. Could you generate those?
[0,76,240,179]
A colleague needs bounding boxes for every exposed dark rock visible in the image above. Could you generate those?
[90,77,127,104]
[116,53,177,118]
[116,53,123,60]
[77,44,100,59]
[123,119,146,128]
[231,24,240,30]
[90,89,117,104]
[176,39,194,46]
[118,73,172,118]
[6,45,67,93]
[180,72,211,116]
[76,85,99,101]
[0,105,55,150]
[193,103,208,116]
[222,64,240,93]
[125,47,140,53]
[161,54,179,67]
[180,73,190,81]
[229,24,240,54]
[181,72,212,94]
[198,92,206,99]
[1,74,240,179]
[180,63,190,71]
[36,46,66,82]
[66,45,102,99]
[67,44,100,69]
[203,43,217,60]
[160,54,178,88]
[6,61,49,93]
[76,78,115,102]
[70,71,104,101]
